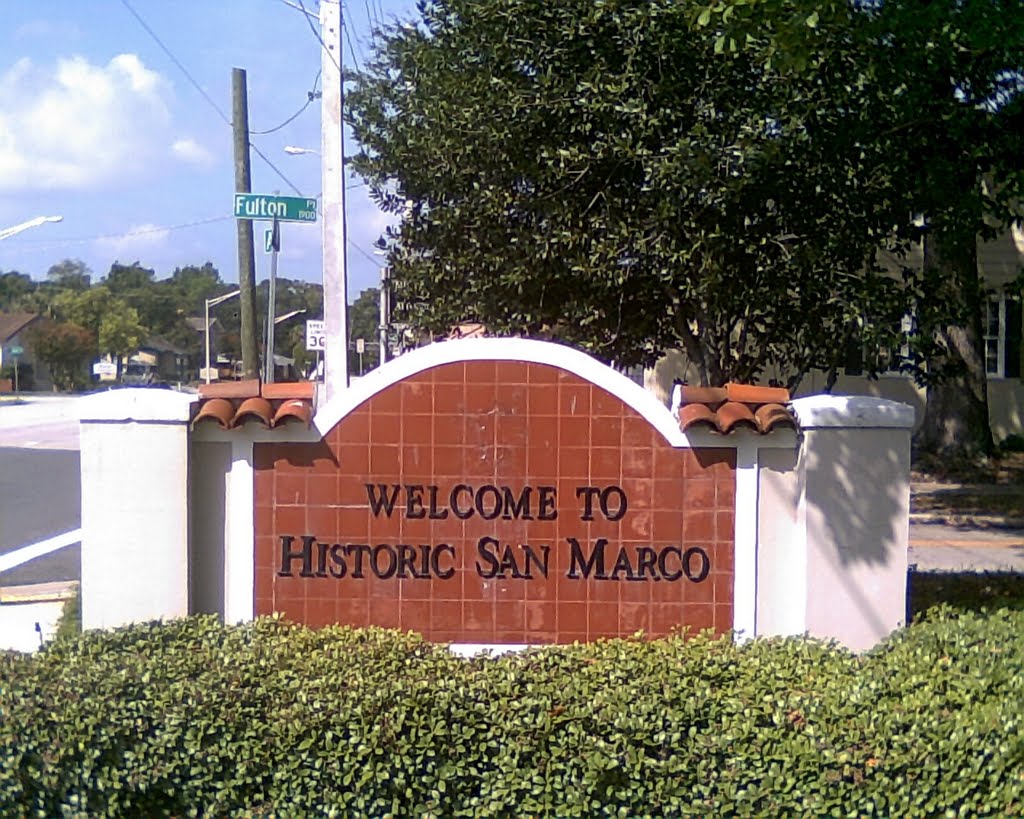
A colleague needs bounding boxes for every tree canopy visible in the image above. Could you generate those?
[348,0,924,387]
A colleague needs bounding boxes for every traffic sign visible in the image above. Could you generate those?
[306,320,326,351]
[264,229,278,253]
[9,345,23,357]
[234,193,317,223]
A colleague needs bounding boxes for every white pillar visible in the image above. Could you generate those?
[79,389,196,629]
[787,395,914,651]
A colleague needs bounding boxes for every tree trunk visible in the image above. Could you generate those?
[916,228,994,458]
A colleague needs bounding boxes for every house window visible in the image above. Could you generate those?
[985,293,1022,379]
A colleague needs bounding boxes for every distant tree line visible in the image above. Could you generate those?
[0,259,327,390]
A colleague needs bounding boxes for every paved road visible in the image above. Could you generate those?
[909,522,1024,572]
[0,397,79,450]
[0,447,81,585]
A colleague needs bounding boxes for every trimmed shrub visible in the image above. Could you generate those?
[1,609,1022,817]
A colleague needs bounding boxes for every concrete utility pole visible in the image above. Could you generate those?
[320,0,350,400]
[232,67,260,381]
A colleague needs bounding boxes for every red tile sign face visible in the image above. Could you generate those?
[253,361,736,642]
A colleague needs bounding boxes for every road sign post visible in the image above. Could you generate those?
[233,193,318,223]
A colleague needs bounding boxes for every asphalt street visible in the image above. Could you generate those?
[0,447,81,585]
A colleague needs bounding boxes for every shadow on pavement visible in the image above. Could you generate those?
[908,569,1024,621]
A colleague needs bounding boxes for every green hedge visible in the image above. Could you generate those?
[2,608,1023,817]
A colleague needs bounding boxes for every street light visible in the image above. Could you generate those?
[283,145,319,156]
[204,290,241,384]
[0,215,62,241]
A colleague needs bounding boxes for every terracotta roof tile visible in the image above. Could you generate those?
[199,379,261,399]
[193,397,235,429]
[675,382,795,435]
[273,398,314,427]
[192,381,315,432]
[233,396,274,428]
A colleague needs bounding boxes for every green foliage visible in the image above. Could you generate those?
[1001,434,1024,454]
[2,610,1023,816]
[349,286,381,373]
[348,0,921,386]
[50,585,82,645]
[24,319,95,390]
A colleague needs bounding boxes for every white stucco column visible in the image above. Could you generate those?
[79,389,197,629]
[787,395,914,651]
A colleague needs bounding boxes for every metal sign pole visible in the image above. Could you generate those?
[265,216,281,383]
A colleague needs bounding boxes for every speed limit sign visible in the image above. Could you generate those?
[305,319,326,351]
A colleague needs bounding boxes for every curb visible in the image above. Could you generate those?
[910,513,1024,530]
[0,580,78,604]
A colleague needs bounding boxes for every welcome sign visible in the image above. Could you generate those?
[253,357,736,643]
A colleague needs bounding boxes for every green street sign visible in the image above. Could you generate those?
[9,346,23,357]
[233,193,317,223]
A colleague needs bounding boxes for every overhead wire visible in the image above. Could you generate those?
[120,0,305,196]
[251,70,321,135]
[4,217,236,248]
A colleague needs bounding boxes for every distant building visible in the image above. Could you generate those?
[0,311,52,391]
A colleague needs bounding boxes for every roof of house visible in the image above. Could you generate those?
[0,312,40,344]
[185,316,222,333]
[141,336,188,355]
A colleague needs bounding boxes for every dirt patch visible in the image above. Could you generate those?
[912,451,1024,486]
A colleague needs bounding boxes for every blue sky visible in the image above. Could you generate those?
[0,0,415,301]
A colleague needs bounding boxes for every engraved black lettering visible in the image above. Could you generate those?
[451,484,474,519]
[683,547,711,582]
[427,485,449,519]
[658,546,683,581]
[345,543,371,578]
[610,547,637,581]
[636,546,659,580]
[475,484,502,520]
[432,543,456,579]
[538,485,557,520]
[567,537,608,579]
[522,543,550,579]
[328,543,347,578]
[315,540,329,577]
[278,534,315,577]
[371,544,398,579]
[476,536,500,578]
[575,486,601,521]
[365,484,400,517]
[501,486,534,520]
[600,486,628,521]
[405,484,426,519]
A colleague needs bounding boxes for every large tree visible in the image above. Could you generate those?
[348,0,917,387]
[868,0,1024,458]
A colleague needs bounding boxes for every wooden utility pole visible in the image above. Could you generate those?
[232,67,259,380]
[320,0,349,399]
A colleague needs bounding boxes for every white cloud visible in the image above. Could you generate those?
[171,137,215,166]
[0,53,172,192]
[95,223,171,259]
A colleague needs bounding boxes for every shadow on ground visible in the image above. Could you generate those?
[908,569,1024,620]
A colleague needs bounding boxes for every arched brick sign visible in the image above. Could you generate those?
[253,348,735,643]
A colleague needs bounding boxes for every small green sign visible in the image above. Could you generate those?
[9,345,23,357]
[233,193,317,223]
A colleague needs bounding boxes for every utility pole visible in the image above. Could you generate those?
[320,0,349,400]
[232,67,259,381]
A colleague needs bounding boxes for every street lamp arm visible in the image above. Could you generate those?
[0,215,62,241]
[203,289,242,384]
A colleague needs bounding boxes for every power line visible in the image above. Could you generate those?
[121,0,305,196]
[4,216,235,248]
[249,142,305,196]
[119,0,230,126]
[251,70,321,135]
[298,0,342,74]
[342,2,365,73]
